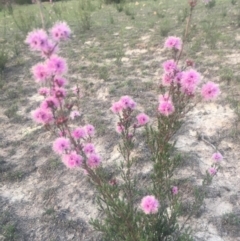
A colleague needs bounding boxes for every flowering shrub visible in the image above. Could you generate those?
[26,2,222,240]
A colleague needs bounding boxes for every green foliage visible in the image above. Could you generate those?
[222,212,240,226]
[116,2,124,12]
[220,67,234,83]
[204,0,216,9]
[237,9,240,27]
[4,104,18,118]
[177,7,188,23]
[221,212,240,236]
[201,20,220,49]
[124,4,135,19]
[104,0,124,4]
[0,49,8,72]
[74,0,95,31]
[3,224,17,240]
[14,0,32,5]
[11,10,39,33]
[159,20,171,37]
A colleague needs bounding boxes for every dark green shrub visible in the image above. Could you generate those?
[14,0,31,5]
[104,0,124,4]
[205,0,216,9]
[0,49,8,72]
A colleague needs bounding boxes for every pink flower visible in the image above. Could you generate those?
[120,96,136,110]
[162,73,174,86]
[83,143,96,155]
[85,124,95,136]
[46,55,68,75]
[41,96,59,109]
[50,21,71,42]
[110,101,123,114]
[172,186,178,195]
[87,153,101,168]
[25,29,49,52]
[201,82,220,101]
[174,71,183,84]
[52,137,70,155]
[38,87,49,96]
[208,167,217,176]
[70,111,80,120]
[158,101,175,116]
[32,63,50,82]
[72,127,86,139]
[53,87,67,99]
[162,60,177,73]
[116,123,125,133]
[140,195,159,214]
[54,76,68,87]
[212,152,223,162]
[62,152,82,168]
[164,36,182,50]
[136,113,150,126]
[180,84,197,96]
[181,69,201,87]
[31,107,53,124]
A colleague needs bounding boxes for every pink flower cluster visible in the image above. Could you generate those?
[111,96,150,134]
[158,93,175,116]
[208,152,223,176]
[140,195,159,214]
[26,23,101,170]
[159,37,221,117]
[164,36,182,50]
[110,95,136,114]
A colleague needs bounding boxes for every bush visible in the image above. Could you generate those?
[104,0,124,4]
[0,49,8,72]
[14,0,32,5]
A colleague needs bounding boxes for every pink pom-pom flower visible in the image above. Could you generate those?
[158,101,175,116]
[212,152,223,162]
[208,167,217,176]
[62,152,82,168]
[87,153,101,168]
[72,127,86,139]
[50,21,71,42]
[181,69,201,88]
[120,96,136,110]
[31,107,53,124]
[164,36,182,50]
[41,96,60,109]
[52,137,70,155]
[140,195,159,214]
[46,55,68,76]
[136,113,150,126]
[25,29,49,52]
[38,87,49,96]
[172,186,178,195]
[32,63,50,83]
[110,101,123,114]
[85,124,95,137]
[201,81,220,101]
[83,143,96,155]
[162,59,177,73]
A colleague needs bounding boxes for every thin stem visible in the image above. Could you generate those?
[176,5,195,64]
[37,0,45,30]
